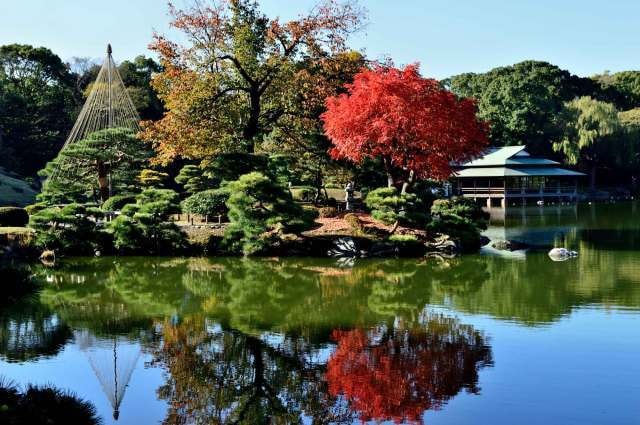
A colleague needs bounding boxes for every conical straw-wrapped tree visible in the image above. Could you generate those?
[42,45,146,203]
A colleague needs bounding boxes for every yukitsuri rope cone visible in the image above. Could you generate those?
[45,44,140,197]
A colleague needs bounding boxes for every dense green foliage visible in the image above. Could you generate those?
[175,165,215,195]
[108,188,186,255]
[446,61,640,186]
[0,44,78,177]
[592,70,640,110]
[29,204,106,255]
[223,172,316,255]
[118,56,164,120]
[446,61,604,155]
[138,169,169,187]
[181,189,228,218]
[364,187,429,231]
[38,128,150,204]
[75,54,164,121]
[430,197,488,252]
[0,207,28,227]
[101,194,136,212]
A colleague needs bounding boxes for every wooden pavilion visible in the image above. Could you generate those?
[452,146,586,208]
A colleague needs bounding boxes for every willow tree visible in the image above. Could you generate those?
[140,0,365,164]
[553,96,620,189]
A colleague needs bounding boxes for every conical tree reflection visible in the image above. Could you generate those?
[77,330,141,421]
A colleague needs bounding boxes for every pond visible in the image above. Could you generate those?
[1,202,640,424]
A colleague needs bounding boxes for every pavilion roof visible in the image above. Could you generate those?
[454,166,586,178]
[453,146,586,177]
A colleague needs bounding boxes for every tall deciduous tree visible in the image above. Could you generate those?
[322,64,488,193]
[553,96,620,189]
[140,0,364,164]
[263,50,366,201]
[446,61,610,155]
[0,44,78,176]
[592,70,640,110]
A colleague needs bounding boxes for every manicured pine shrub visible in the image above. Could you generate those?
[290,186,316,202]
[29,204,108,255]
[108,188,187,255]
[343,213,365,235]
[24,203,47,216]
[223,172,317,255]
[364,187,430,231]
[175,165,216,195]
[429,197,489,252]
[101,194,136,211]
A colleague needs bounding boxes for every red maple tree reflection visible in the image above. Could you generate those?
[326,318,492,423]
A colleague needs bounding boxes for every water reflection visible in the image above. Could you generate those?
[1,203,640,423]
[0,299,72,362]
[327,316,492,423]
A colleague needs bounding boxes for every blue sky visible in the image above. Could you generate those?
[1,0,639,79]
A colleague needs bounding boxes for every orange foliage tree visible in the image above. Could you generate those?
[326,318,493,423]
[322,64,489,193]
[140,0,364,164]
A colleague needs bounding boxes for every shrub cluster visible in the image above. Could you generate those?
[108,188,187,255]
[28,189,188,256]
[181,189,228,218]
[429,197,489,252]
[223,172,316,255]
[0,380,99,425]
[344,213,365,235]
[364,187,430,230]
[29,204,108,255]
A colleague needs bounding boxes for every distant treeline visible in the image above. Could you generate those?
[0,44,163,178]
[1,43,639,187]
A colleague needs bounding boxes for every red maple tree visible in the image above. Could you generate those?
[321,64,488,192]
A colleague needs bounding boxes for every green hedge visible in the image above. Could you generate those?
[0,207,29,226]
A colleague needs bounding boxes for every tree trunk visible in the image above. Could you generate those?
[401,169,415,194]
[390,220,399,234]
[383,157,395,188]
[314,169,323,206]
[243,88,261,152]
[97,161,110,203]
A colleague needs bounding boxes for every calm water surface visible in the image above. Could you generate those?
[1,203,640,424]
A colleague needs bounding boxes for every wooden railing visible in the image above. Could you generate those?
[459,186,577,196]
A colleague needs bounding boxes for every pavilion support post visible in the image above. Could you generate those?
[486,198,492,209]
[501,197,506,208]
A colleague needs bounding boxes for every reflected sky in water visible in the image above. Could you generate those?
[1,202,640,424]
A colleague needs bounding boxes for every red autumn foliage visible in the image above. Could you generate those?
[326,324,492,424]
[321,64,489,185]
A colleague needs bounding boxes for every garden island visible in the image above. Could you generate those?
[1,1,640,424]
